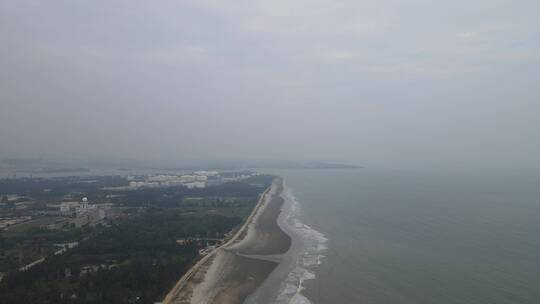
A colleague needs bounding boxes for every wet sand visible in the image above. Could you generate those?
[163,178,291,304]
[227,180,291,256]
[211,252,278,303]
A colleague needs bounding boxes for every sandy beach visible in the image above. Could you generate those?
[162,178,291,304]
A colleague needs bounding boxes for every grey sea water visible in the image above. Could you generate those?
[261,167,540,304]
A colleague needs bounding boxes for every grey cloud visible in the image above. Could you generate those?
[0,0,539,169]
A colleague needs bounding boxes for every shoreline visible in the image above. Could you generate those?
[162,177,292,304]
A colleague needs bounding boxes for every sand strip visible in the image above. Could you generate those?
[162,178,291,304]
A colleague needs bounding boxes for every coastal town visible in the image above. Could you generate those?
[1,170,257,232]
[0,169,273,303]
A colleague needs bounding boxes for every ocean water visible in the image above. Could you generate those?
[258,167,540,304]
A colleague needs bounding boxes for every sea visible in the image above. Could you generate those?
[249,167,540,304]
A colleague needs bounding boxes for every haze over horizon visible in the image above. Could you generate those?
[1,0,539,170]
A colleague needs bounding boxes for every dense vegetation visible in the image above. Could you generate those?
[0,209,242,304]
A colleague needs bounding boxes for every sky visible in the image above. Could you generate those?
[1,0,539,169]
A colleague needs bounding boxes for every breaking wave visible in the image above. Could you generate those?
[274,186,328,304]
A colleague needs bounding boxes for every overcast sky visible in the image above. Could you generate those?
[1,0,539,168]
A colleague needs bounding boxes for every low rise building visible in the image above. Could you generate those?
[195,175,208,181]
[184,181,206,189]
[72,198,105,227]
[180,175,197,183]
[194,171,219,177]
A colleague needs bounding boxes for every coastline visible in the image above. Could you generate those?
[246,183,328,304]
[162,177,291,304]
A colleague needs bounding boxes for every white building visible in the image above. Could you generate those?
[76,197,96,214]
[184,181,206,189]
[80,197,89,209]
[147,175,171,182]
[195,175,208,182]
[194,171,219,177]
[180,175,197,183]
[60,202,71,213]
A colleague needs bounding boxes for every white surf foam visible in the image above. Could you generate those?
[274,186,328,304]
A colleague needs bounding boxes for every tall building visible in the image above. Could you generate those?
[80,197,89,210]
